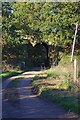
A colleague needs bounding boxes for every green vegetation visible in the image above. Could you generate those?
[0,70,23,80]
[2,2,80,69]
[47,71,60,78]
[42,89,79,113]
[1,2,80,115]
[32,63,80,113]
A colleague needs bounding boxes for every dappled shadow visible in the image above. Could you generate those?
[3,87,78,118]
[3,86,40,101]
[34,76,48,80]
[3,88,20,103]
[2,70,79,118]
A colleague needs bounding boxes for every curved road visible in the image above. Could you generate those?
[2,71,78,118]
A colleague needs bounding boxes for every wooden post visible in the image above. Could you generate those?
[77,59,80,82]
[74,59,77,82]
[71,23,78,62]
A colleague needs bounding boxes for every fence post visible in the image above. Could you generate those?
[77,59,80,82]
[74,59,77,82]
[71,23,78,62]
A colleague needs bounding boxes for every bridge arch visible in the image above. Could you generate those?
[21,41,50,69]
[33,42,50,68]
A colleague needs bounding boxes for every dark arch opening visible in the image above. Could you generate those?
[20,41,50,70]
[41,42,50,67]
[33,42,49,68]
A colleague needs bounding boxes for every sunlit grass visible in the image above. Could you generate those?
[0,70,23,80]
[32,65,80,113]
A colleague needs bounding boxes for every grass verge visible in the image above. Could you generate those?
[32,68,80,114]
[0,70,23,80]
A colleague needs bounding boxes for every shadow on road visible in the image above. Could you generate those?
[2,70,78,118]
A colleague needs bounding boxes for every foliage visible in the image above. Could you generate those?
[2,2,80,68]
[2,2,80,45]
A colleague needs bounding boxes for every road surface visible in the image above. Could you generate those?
[2,71,78,118]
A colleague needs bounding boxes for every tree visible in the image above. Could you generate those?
[2,2,80,68]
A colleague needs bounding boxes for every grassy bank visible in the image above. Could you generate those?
[32,64,80,113]
[0,70,23,80]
